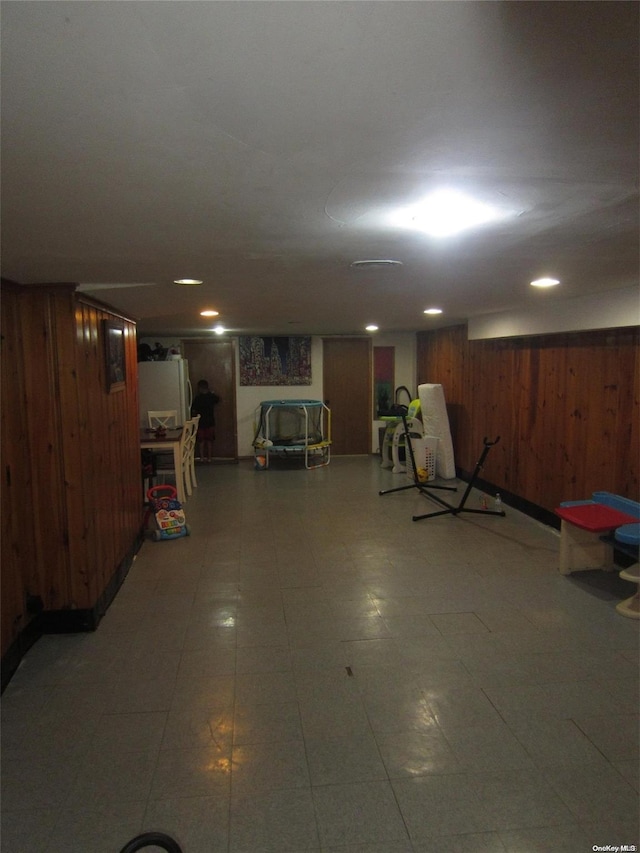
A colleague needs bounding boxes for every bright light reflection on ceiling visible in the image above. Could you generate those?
[390,189,510,238]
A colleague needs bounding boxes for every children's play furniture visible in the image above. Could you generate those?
[614,524,640,618]
[253,400,331,469]
[380,399,423,474]
[555,492,640,618]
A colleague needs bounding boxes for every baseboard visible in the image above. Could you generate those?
[457,469,561,530]
[1,529,144,693]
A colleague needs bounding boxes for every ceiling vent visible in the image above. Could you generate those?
[350,259,403,269]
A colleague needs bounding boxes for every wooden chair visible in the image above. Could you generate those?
[185,415,200,493]
[147,410,178,429]
[146,410,179,473]
[156,417,200,498]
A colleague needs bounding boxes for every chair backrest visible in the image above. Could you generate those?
[148,410,178,429]
[181,416,200,464]
[188,414,200,445]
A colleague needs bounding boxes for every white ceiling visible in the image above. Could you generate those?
[1,1,638,338]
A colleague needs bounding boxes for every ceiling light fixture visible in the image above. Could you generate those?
[213,324,225,335]
[391,189,509,238]
[424,307,443,315]
[200,309,219,317]
[530,277,560,287]
[365,324,379,332]
[174,278,203,285]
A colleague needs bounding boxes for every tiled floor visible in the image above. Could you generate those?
[2,457,638,853]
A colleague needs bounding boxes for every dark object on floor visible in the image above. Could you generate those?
[119,831,183,853]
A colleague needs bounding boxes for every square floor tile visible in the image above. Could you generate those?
[151,745,232,800]
[471,769,575,830]
[67,748,158,809]
[441,722,536,772]
[413,832,507,852]
[89,711,167,753]
[235,644,292,674]
[429,612,491,635]
[0,808,59,853]
[543,762,640,826]
[305,732,387,785]
[573,713,640,761]
[233,701,303,745]
[161,707,234,751]
[177,647,237,679]
[508,718,611,768]
[375,728,461,777]
[422,686,503,730]
[312,780,409,848]
[498,824,593,852]
[44,802,145,853]
[231,739,310,792]
[392,774,493,840]
[144,795,230,853]
[229,787,319,852]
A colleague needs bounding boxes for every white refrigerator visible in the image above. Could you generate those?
[138,359,193,427]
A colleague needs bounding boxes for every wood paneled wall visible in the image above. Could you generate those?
[1,284,38,654]
[417,325,639,514]
[1,282,141,676]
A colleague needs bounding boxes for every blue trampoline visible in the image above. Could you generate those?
[253,400,331,469]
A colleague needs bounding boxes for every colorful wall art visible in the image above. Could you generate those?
[239,336,312,386]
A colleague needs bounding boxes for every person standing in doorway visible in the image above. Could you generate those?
[191,379,220,462]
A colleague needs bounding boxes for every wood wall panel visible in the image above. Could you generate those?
[416,325,639,514]
[1,282,142,676]
[1,285,37,653]
[67,297,141,611]
[19,287,74,609]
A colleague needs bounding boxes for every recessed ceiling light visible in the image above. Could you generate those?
[424,307,443,315]
[390,189,510,238]
[530,277,560,287]
[174,278,203,285]
[200,309,219,317]
[213,324,225,335]
[350,259,403,268]
[365,324,379,332]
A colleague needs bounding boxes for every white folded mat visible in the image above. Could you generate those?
[418,383,456,479]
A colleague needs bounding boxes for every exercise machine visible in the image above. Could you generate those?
[412,436,506,522]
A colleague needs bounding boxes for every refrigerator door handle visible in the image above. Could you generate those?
[187,378,193,413]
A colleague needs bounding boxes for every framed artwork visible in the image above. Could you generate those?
[103,319,126,392]
[239,336,312,385]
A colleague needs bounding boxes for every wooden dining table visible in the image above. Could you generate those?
[140,427,186,504]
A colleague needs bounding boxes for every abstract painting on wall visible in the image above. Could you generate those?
[239,336,312,385]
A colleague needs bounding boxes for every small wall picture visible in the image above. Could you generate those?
[103,319,126,392]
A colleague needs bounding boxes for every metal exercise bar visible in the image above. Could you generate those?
[412,436,506,522]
